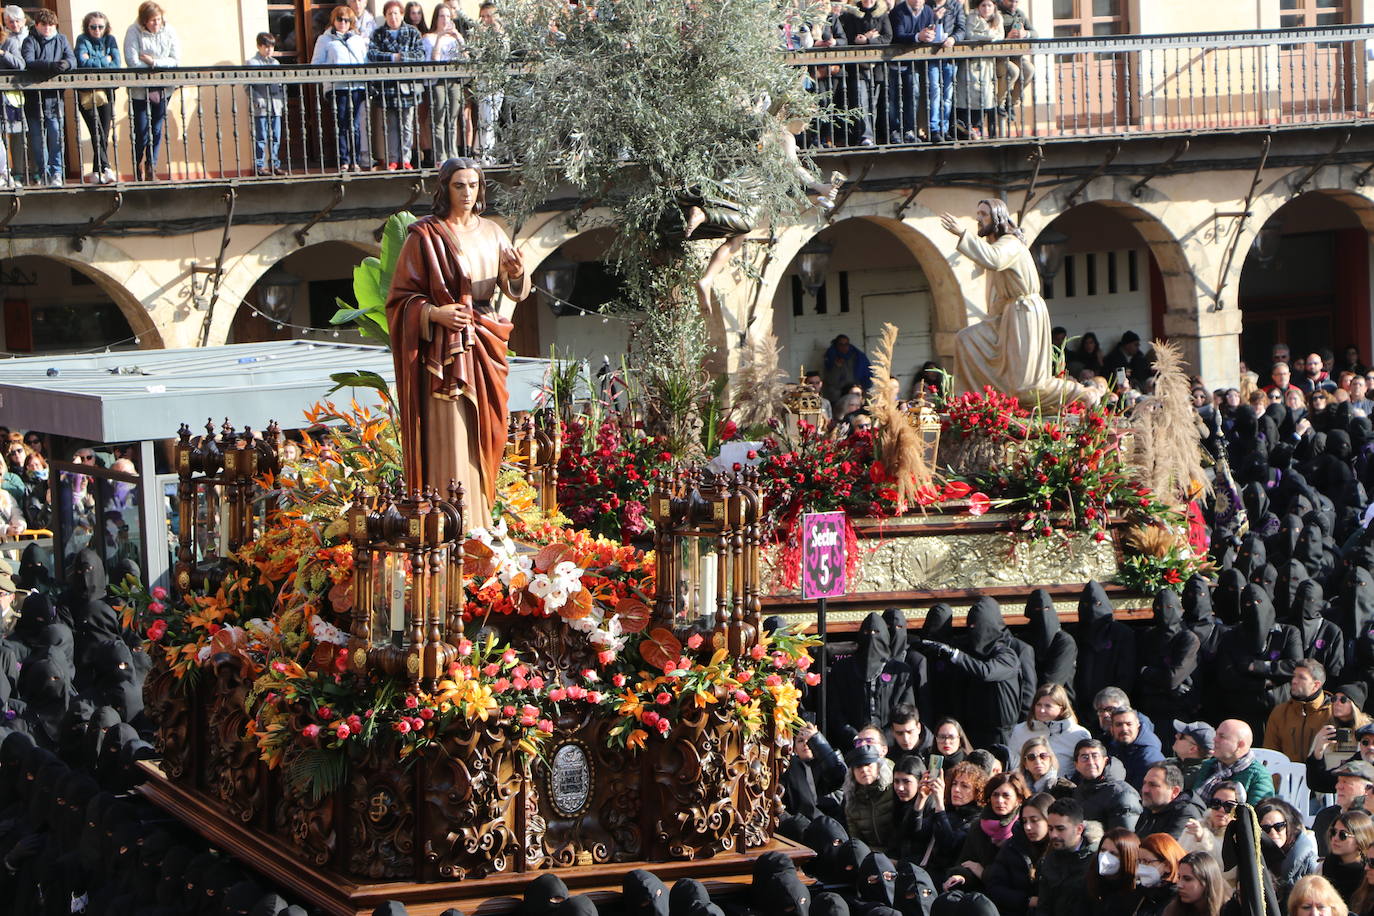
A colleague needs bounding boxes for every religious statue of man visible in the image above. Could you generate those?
[387,158,530,529]
[940,199,1096,406]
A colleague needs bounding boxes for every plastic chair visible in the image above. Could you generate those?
[1267,760,1316,826]
[1252,747,1293,773]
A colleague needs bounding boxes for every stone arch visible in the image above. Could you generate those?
[754,200,966,367]
[0,236,163,349]
[208,220,381,347]
[1019,176,1201,331]
[1228,171,1374,369]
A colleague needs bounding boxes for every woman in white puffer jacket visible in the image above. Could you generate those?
[1006,683,1092,774]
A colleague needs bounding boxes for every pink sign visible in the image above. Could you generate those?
[801,511,847,600]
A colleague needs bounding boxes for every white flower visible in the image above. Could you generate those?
[545,586,569,611]
[527,574,553,599]
[309,615,348,646]
[196,645,212,663]
[498,552,533,587]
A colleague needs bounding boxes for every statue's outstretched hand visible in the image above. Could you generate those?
[939,212,962,237]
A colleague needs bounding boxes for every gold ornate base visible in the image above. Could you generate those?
[137,760,810,916]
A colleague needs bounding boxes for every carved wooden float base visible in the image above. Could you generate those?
[137,760,812,916]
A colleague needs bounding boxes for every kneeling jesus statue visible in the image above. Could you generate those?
[940,199,1096,407]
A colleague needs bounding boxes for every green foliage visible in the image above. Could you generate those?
[330,211,419,347]
[283,746,350,804]
[325,370,392,401]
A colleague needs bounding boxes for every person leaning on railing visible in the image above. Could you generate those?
[423,2,465,163]
[123,1,180,181]
[74,10,119,185]
[366,0,425,170]
[19,9,75,189]
[246,32,286,176]
[311,5,370,172]
[0,19,21,189]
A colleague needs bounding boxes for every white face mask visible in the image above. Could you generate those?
[1136,864,1162,888]
[1097,851,1121,877]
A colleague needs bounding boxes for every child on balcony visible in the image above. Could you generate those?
[247,32,286,176]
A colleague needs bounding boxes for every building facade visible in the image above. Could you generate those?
[0,1,1370,397]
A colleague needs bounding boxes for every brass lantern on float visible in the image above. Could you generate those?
[903,393,943,474]
[173,418,281,599]
[346,480,466,688]
[650,468,762,656]
[783,371,828,439]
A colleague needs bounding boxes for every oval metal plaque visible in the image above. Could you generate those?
[548,741,592,817]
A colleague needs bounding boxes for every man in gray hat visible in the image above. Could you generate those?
[1166,719,1215,792]
[1313,760,1374,857]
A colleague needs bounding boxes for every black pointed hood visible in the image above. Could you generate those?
[66,547,109,607]
[962,596,1005,657]
[1278,514,1305,560]
[894,862,937,916]
[1152,589,1183,636]
[856,612,893,681]
[1214,569,1246,626]
[1295,524,1327,570]
[1025,589,1059,653]
[1076,581,1114,646]
[1242,484,1271,526]
[1235,533,1268,577]
[624,869,669,916]
[16,542,53,593]
[858,852,898,907]
[1182,574,1215,625]
[1292,579,1328,647]
[1332,566,1374,641]
[921,604,954,643]
[1275,559,1308,620]
[883,608,910,660]
[1240,584,1277,652]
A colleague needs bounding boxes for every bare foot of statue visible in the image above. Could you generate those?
[695,234,748,316]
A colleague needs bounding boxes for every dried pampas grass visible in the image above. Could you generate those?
[868,322,934,511]
[730,331,789,430]
[1125,522,1186,559]
[1129,339,1211,507]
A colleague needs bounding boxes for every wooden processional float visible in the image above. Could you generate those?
[139,415,803,915]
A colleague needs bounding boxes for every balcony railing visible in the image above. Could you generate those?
[0,24,1369,191]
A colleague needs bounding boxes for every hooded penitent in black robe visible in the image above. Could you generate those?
[1216,584,1304,734]
[1286,578,1345,682]
[1024,589,1077,696]
[915,605,962,725]
[1135,589,1201,725]
[1072,581,1136,722]
[919,597,1022,749]
[827,612,915,746]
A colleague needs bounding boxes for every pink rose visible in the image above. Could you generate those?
[335,723,351,739]
[146,619,167,641]
[151,586,168,601]
[686,633,704,650]
[302,724,320,739]
[537,719,554,734]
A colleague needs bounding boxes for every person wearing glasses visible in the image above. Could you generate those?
[1180,781,1244,855]
[311,6,370,171]
[1315,762,1374,858]
[1016,736,1060,794]
[2,439,27,512]
[1322,808,1374,904]
[73,11,119,185]
[1308,689,1374,794]
[1070,738,1142,833]
[1255,798,1318,903]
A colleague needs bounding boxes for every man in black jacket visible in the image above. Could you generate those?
[1070,738,1141,831]
[1135,763,1202,840]
[1038,797,1094,916]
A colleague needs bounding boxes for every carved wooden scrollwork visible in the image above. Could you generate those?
[205,658,265,825]
[417,727,521,881]
[274,756,337,867]
[144,657,194,783]
[346,744,415,878]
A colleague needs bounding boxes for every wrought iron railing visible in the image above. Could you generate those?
[0,24,1368,190]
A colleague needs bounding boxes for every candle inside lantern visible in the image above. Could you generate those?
[216,491,230,557]
[389,555,406,641]
[699,551,718,623]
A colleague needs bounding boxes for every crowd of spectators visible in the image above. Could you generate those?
[790,0,1038,147]
[770,334,1374,916]
[0,0,511,186]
